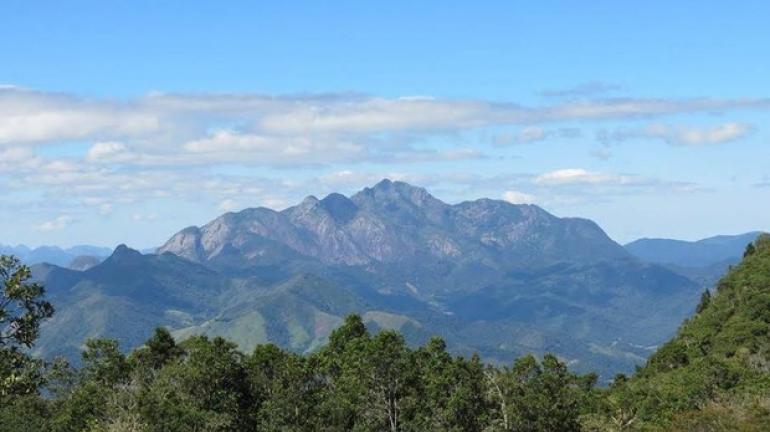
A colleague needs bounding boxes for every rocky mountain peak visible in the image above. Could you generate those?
[157,180,631,267]
[156,226,204,262]
[298,195,320,209]
[107,244,143,263]
[351,179,445,218]
[317,193,358,224]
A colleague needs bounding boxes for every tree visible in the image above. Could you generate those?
[363,330,414,432]
[696,289,712,314]
[315,314,371,429]
[0,255,54,402]
[485,354,590,432]
[131,327,183,372]
[81,339,130,386]
[0,255,54,349]
[247,344,320,430]
[412,338,489,431]
[140,336,251,432]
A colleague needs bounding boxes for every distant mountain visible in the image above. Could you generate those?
[32,245,436,364]
[66,255,105,271]
[624,232,764,288]
[0,243,112,267]
[159,179,629,288]
[625,232,762,268]
[33,180,702,378]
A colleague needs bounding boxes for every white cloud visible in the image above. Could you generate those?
[0,147,44,174]
[534,168,641,186]
[132,213,158,221]
[1,86,767,156]
[86,141,131,163]
[0,88,158,145]
[502,190,536,204]
[650,122,751,146]
[0,147,34,162]
[35,215,74,232]
[518,126,548,143]
[218,199,239,212]
[600,122,752,147]
[528,168,701,205]
[494,127,581,146]
[182,129,365,163]
[257,97,490,134]
[0,86,760,227]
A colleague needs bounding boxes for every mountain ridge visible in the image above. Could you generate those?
[0,243,112,268]
[624,231,763,268]
[31,180,702,378]
[159,179,630,274]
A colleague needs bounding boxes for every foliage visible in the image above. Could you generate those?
[0,255,54,402]
[593,234,770,430]
[3,240,770,431]
[2,316,598,431]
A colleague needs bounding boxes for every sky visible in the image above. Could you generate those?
[1,1,769,249]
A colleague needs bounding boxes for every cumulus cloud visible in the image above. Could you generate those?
[182,130,366,164]
[86,141,131,163]
[1,86,767,155]
[0,146,34,162]
[36,215,74,232]
[533,168,642,186]
[529,168,701,202]
[502,190,536,204]
[0,85,760,226]
[0,88,158,145]
[218,199,239,212]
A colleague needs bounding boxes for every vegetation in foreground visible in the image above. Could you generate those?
[2,235,770,431]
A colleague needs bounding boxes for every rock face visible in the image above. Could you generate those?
[159,179,629,270]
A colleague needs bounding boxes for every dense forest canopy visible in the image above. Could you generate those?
[2,235,770,431]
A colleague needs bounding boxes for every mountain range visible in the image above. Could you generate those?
[625,231,763,288]
[23,180,760,378]
[0,244,111,269]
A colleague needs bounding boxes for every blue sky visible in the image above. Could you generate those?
[1,1,769,248]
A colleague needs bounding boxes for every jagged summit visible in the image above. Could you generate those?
[319,193,358,224]
[111,243,140,257]
[104,244,144,264]
[298,195,320,208]
[352,179,439,207]
[158,180,626,268]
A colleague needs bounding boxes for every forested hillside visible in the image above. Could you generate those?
[2,234,769,431]
[593,233,770,430]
